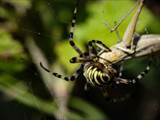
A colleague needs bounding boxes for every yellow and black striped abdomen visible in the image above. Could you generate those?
[83,66,113,87]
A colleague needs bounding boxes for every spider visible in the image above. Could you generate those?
[40,0,151,102]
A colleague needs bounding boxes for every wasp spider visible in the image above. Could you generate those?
[40,0,151,102]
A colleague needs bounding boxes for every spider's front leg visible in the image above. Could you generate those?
[88,40,111,54]
[70,39,112,63]
[87,40,113,64]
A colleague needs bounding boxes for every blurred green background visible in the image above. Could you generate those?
[0,0,160,120]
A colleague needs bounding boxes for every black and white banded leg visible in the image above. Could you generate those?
[88,40,111,53]
[40,62,83,81]
[115,61,151,85]
[130,61,151,84]
[69,1,82,55]
[69,40,112,64]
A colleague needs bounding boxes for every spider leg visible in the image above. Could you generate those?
[115,77,129,85]
[118,63,123,77]
[70,40,112,64]
[115,60,151,85]
[88,40,97,55]
[88,40,111,56]
[84,83,91,91]
[79,40,112,64]
[70,56,93,63]
[69,1,82,54]
[131,61,151,83]
[91,40,111,52]
[69,55,110,64]
[40,62,83,81]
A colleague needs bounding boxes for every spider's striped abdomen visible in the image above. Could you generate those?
[83,63,117,87]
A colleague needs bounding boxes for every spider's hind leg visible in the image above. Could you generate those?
[116,60,151,85]
[131,60,151,83]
